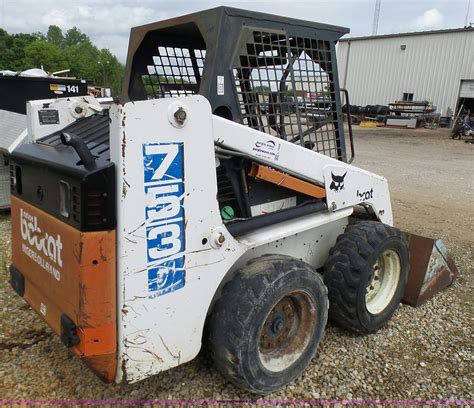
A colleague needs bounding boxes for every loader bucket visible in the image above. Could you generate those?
[402,233,458,307]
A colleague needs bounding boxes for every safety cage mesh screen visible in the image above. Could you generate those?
[233,31,341,159]
[142,47,206,98]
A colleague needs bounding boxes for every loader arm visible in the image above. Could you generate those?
[212,115,393,226]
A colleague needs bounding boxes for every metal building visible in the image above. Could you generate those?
[337,27,474,116]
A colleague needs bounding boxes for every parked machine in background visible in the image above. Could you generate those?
[7,7,457,394]
[0,70,89,209]
[451,112,474,141]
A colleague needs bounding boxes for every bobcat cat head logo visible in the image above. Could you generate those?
[330,172,347,192]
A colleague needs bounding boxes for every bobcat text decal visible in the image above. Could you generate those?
[142,143,186,298]
[20,208,62,281]
[357,188,374,201]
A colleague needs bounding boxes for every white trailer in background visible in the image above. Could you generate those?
[0,110,27,208]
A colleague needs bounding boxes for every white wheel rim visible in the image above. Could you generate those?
[365,249,401,315]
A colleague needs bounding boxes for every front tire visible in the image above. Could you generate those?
[323,221,409,334]
[209,254,328,394]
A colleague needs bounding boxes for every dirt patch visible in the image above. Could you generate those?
[352,126,473,247]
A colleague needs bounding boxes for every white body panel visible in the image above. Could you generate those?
[236,210,350,269]
[0,109,27,154]
[26,96,103,141]
[250,196,296,216]
[108,96,363,383]
[110,97,246,382]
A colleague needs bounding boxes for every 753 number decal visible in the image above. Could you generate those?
[142,143,186,298]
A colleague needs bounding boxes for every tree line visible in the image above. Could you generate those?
[0,26,124,95]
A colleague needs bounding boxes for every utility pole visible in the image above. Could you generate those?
[372,0,381,36]
[465,0,471,27]
[97,60,110,87]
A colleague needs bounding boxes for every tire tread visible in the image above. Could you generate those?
[324,221,408,334]
[209,255,328,393]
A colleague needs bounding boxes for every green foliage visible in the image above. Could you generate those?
[254,85,271,94]
[319,85,331,97]
[23,40,64,72]
[141,74,192,96]
[0,32,39,70]
[64,27,90,46]
[0,29,9,54]
[0,25,124,95]
[46,25,64,47]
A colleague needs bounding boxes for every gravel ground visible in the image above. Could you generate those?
[0,127,472,402]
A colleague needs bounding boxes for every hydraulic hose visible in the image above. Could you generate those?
[60,132,96,171]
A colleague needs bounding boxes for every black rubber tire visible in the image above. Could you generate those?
[209,254,328,394]
[323,221,409,334]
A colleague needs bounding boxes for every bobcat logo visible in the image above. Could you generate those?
[330,172,347,192]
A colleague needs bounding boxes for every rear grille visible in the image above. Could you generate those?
[72,186,81,223]
[86,189,105,227]
[9,164,15,192]
[9,164,22,195]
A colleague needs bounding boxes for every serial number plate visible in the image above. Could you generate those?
[38,109,59,125]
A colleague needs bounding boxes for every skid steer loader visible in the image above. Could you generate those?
[7,7,457,394]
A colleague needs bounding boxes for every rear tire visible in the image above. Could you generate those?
[323,221,409,334]
[209,254,328,394]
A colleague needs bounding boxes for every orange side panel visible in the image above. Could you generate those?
[249,163,326,199]
[10,196,116,382]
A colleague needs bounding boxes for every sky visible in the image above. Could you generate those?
[0,0,472,63]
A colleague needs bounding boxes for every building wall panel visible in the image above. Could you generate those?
[337,30,474,115]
